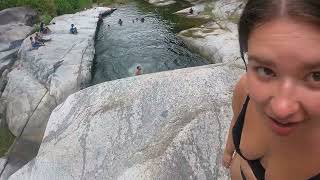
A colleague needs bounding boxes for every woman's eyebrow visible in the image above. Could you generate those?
[303,61,320,70]
[247,55,275,66]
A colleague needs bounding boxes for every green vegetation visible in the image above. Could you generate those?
[0,0,125,24]
[0,127,15,157]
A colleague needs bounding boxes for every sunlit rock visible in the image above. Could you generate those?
[10,62,244,180]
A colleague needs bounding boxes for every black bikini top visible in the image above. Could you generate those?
[232,96,320,180]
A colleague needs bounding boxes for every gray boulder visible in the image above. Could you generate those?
[175,0,244,66]
[0,7,114,179]
[18,7,111,103]
[0,7,37,51]
[147,0,176,6]
[1,69,49,138]
[6,7,112,138]
[0,7,37,26]
[211,0,245,22]
[10,62,244,180]
[0,158,7,173]
[178,21,241,65]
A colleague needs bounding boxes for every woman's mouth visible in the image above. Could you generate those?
[268,116,300,136]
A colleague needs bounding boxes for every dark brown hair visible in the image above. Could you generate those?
[238,0,320,69]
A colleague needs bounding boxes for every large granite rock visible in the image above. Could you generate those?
[18,7,112,103]
[0,158,7,173]
[3,68,47,137]
[0,7,37,26]
[0,7,114,179]
[1,69,55,140]
[7,7,112,138]
[175,0,245,66]
[10,62,244,180]
[0,7,37,52]
[147,0,176,6]
[178,21,241,65]
[211,0,245,22]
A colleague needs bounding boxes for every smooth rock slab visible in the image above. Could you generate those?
[10,62,244,180]
[0,158,7,172]
[2,69,47,137]
[147,0,176,6]
[18,7,111,104]
[178,21,241,65]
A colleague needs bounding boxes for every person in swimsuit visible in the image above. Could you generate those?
[135,66,142,76]
[222,0,320,179]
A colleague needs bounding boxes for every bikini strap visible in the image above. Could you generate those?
[232,96,250,160]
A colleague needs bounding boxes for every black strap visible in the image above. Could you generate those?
[232,96,250,160]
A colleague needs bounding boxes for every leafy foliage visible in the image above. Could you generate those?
[0,0,95,17]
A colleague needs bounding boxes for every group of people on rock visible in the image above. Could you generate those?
[30,22,80,49]
[31,19,144,76]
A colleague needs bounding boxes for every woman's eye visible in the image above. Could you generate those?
[311,72,320,81]
[256,67,274,77]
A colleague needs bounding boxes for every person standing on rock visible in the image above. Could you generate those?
[222,0,320,179]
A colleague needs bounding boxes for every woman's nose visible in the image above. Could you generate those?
[270,96,300,120]
[270,80,300,121]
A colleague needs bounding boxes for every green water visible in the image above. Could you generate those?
[91,1,210,84]
[134,0,209,33]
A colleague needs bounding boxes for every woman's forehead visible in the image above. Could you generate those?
[248,18,320,64]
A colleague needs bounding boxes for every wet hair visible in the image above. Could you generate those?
[30,37,33,40]
[239,0,320,70]
[137,66,141,70]
[71,24,74,27]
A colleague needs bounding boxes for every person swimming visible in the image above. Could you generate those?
[118,19,123,26]
[134,66,142,76]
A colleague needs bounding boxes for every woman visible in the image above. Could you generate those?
[223,0,320,179]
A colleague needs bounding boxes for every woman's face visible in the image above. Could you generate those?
[247,18,320,137]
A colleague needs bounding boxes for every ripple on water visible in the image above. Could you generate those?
[91,3,209,85]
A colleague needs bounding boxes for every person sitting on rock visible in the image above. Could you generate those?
[135,66,142,76]
[30,36,44,49]
[70,24,78,34]
[118,19,123,26]
[35,33,51,43]
[39,22,51,34]
[189,7,194,14]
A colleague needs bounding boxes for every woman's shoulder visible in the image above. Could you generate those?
[232,74,248,113]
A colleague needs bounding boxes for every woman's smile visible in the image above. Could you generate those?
[267,114,301,136]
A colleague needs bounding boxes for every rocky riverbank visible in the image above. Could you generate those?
[2,1,245,179]
[0,7,115,179]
